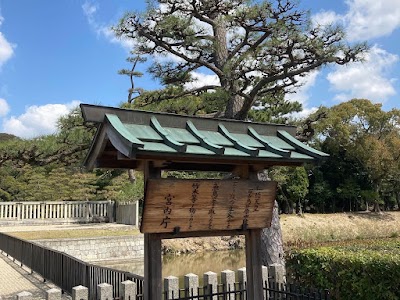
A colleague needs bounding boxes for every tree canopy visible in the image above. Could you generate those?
[115,0,367,119]
[309,99,400,212]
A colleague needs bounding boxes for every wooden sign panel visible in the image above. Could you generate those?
[141,179,277,233]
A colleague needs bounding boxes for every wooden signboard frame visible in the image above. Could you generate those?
[141,179,277,234]
[143,163,272,300]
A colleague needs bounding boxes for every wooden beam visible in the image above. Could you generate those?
[245,229,264,299]
[143,162,162,300]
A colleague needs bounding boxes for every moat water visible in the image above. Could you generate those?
[98,249,246,284]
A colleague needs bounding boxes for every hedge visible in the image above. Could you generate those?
[286,239,400,300]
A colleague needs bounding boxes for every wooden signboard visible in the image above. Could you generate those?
[141,179,277,234]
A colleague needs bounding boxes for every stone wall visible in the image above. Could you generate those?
[35,235,144,262]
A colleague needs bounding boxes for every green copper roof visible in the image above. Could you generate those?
[81,104,328,170]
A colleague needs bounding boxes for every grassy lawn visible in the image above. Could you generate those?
[9,228,140,240]
[7,211,400,251]
[281,211,400,248]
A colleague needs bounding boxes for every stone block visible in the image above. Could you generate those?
[268,263,285,284]
[46,288,61,300]
[17,291,32,300]
[237,267,246,286]
[120,280,136,300]
[164,275,179,299]
[262,265,269,288]
[184,273,199,297]
[72,285,88,300]
[203,271,217,300]
[221,270,235,300]
[97,283,113,300]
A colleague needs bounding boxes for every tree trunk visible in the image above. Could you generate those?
[211,15,246,120]
[226,94,245,120]
[261,200,285,267]
[128,169,136,183]
[258,171,286,268]
[295,199,302,215]
[373,201,381,213]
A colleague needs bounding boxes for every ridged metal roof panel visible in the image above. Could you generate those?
[81,104,328,169]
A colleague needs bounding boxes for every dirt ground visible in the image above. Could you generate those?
[6,211,400,253]
[163,211,400,253]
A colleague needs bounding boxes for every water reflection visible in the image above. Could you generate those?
[163,250,246,278]
[98,249,246,279]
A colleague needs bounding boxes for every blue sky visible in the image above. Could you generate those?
[0,0,399,138]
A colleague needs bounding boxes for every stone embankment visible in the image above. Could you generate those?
[36,235,144,262]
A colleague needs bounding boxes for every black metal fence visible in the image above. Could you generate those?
[0,231,330,300]
[161,282,330,300]
[0,232,144,299]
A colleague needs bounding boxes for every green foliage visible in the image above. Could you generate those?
[0,107,141,203]
[115,0,367,119]
[0,133,19,142]
[270,167,309,214]
[308,99,400,212]
[102,171,144,202]
[287,239,400,300]
[248,91,302,124]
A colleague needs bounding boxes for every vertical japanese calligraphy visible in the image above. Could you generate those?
[188,182,200,229]
[253,187,261,212]
[243,189,252,228]
[226,181,238,229]
[208,182,220,229]
[160,193,174,228]
[141,179,277,233]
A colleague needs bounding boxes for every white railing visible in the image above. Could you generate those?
[116,201,139,226]
[0,201,113,222]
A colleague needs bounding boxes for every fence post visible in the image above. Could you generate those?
[120,280,136,300]
[203,271,217,300]
[238,267,246,286]
[184,273,199,297]
[16,203,21,220]
[72,285,88,300]
[164,276,179,299]
[85,202,90,222]
[238,268,247,300]
[46,288,61,300]
[135,200,139,227]
[221,269,235,299]
[262,266,269,300]
[268,264,285,284]
[107,200,114,223]
[97,283,113,300]
[17,292,32,300]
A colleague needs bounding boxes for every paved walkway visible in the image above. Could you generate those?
[0,223,130,299]
[0,222,131,233]
[0,252,70,299]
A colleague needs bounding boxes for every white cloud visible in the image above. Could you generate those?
[0,15,14,68]
[312,10,343,27]
[286,71,319,106]
[82,1,134,51]
[344,0,400,41]
[0,98,10,116]
[289,106,319,120]
[2,101,81,139]
[312,0,400,41]
[184,72,220,90]
[327,45,398,102]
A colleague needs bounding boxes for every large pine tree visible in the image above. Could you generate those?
[115,0,367,266]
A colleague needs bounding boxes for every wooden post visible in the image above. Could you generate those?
[143,162,162,300]
[245,229,264,299]
[144,233,162,300]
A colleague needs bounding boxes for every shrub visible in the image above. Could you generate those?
[286,239,400,300]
